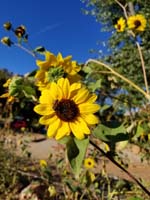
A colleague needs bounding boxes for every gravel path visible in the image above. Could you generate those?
[2,132,150,182]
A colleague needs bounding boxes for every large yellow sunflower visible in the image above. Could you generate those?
[127,14,147,32]
[114,17,126,32]
[34,78,100,140]
[35,51,81,88]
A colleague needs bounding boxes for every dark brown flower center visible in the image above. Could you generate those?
[53,99,79,122]
[88,161,92,166]
[134,20,141,28]
[118,24,121,30]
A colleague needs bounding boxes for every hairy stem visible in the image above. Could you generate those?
[136,41,149,94]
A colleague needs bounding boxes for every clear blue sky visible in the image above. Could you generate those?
[0,0,110,75]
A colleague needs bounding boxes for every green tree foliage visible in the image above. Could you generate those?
[83,1,150,87]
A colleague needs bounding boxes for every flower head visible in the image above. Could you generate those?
[84,157,95,169]
[3,22,12,31]
[15,25,26,37]
[35,51,81,88]
[127,14,147,32]
[1,37,13,46]
[34,78,100,140]
[114,17,126,32]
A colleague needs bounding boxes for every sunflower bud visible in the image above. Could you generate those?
[3,22,12,30]
[15,25,26,37]
[1,37,13,46]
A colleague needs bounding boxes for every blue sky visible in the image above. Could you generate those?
[0,0,110,75]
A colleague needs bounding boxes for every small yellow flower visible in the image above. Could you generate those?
[114,17,126,32]
[127,14,147,32]
[39,159,47,168]
[84,157,95,169]
[48,185,56,197]
[34,78,100,140]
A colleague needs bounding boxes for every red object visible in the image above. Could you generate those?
[12,120,27,129]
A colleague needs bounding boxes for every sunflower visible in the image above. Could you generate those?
[34,78,100,140]
[35,51,81,88]
[127,14,147,32]
[114,17,126,32]
[84,157,95,169]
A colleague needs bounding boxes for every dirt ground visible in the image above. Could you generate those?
[2,132,150,183]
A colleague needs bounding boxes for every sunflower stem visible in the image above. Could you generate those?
[85,59,150,100]
[89,139,150,196]
[14,43,37,58]
[136,41,149,95]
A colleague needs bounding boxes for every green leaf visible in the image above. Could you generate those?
[34,46,46,54]
[66,137,89,176]
[128,197,143,200]
[88,79,102,92]
[64,180,79,192]
[58,135,72,145]
[23,86,36,98]
[133,124,144,140]
[93,123,128,143]
[83,66,92,74]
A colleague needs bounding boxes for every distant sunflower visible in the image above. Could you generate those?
[127,14,147,32]
[34,78,100,140]
[114,17,126,32]
[84,157,95,169]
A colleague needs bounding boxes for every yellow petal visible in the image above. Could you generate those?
[81,114,99,124]
[36,51,57,70]
[47,118,61,138]
[50,82,63,100]
[34,104,53,115]
[86,94,97,103]
[57,78,70,98]
[57,52,63,63]
[55,122,70,140]
[39,89,54,104]
[69,82,81,98]
[36,60,50,70]
[70,82,81,92]
[77,117,90,135]
[39,114,56,125]
[0,93,9,98]
[69,121,85,140]
[79,103,100,114]
[35,70,45,80]
[73,88,89,104]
